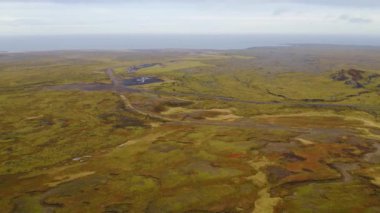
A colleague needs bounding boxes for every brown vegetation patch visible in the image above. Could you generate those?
[278,143,357,184]
[266,166,294,183]
[282,152,306,163]
[152,99,194,113]
[331,68,380,88]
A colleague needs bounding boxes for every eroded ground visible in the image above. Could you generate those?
[1,46,380,212]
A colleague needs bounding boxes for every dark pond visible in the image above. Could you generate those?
[123,77,163,86]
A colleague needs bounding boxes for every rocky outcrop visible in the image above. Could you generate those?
[331,69,379,89]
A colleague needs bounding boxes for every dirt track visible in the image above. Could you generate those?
[47,67,378,117]
[105,68,173,122]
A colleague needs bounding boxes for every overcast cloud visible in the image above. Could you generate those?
[0,0,379,35]
[2,0,380,7]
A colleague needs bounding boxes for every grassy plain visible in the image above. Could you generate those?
[1,46,380,212]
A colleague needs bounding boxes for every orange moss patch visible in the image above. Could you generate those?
[278,143,361,184]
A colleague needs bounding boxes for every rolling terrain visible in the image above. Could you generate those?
[1,45,380,212]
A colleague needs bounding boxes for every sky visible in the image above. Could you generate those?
[0,0,379,35]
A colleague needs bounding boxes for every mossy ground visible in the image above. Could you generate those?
[1,46,380,212]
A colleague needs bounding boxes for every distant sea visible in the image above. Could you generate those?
[1,34,380,52]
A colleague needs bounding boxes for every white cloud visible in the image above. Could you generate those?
[339,15,372,24]
[0,0,379,35]
[1,0,380,8]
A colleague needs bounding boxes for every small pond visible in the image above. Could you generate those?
[123,77,163,86]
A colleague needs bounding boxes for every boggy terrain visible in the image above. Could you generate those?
[1,45,380,212]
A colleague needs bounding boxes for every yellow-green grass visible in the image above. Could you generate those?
[0,90,146,175]
[2,48,380,213]
[280,182,380,212]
